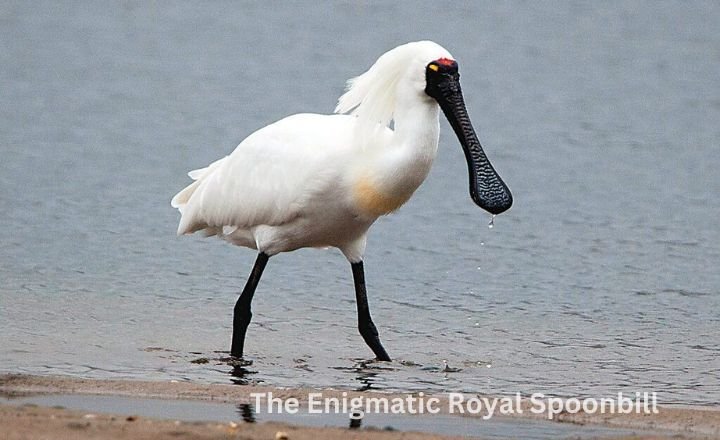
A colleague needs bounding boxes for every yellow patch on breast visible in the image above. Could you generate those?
[354,177,411,217]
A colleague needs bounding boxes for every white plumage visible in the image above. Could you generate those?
[171,41,452,263]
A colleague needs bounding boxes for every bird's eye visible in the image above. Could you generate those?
[428,63,439,72]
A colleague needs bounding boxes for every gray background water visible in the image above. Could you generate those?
[1,1,718,405]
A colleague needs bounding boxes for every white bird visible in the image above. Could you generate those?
[171,41,512,361]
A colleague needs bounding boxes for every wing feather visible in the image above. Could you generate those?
[172,113,356,236]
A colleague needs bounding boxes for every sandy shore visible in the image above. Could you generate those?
[1,374,718,439]
[1,403,475,440]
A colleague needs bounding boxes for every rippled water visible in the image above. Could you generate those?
[1,2,718,405]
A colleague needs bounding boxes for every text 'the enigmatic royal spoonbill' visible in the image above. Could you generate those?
[171,41,512,361]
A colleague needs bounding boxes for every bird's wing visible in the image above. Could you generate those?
[172,113,358,235]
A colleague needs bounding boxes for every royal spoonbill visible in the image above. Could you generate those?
[171,41,512,361]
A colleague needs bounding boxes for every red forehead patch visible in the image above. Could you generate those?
[437,57,456,66]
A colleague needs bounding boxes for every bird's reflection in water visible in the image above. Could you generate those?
[236,403,256,423]
[221,355,398,390]
[220,355,257,386]
[229,364,258,385]
[355,369,380,391]
[333,359,396,392]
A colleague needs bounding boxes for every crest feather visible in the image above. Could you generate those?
[335,41,452,135]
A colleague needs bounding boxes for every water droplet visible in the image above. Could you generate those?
[488,215,496,229]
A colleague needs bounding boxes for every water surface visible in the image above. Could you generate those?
[1,2,719,405]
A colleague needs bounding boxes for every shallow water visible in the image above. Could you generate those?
[1,2,719,405]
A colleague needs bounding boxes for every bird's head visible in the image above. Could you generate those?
[336,41,512,216]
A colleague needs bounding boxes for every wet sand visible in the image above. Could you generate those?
[1,374,718,439]
[1,403,479,440]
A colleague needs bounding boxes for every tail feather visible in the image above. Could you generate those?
[171,156,227,235]
[170,180,200,209]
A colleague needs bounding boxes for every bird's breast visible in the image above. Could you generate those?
[353,176,414,217]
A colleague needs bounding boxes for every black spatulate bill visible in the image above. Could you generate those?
[425,59,513,215]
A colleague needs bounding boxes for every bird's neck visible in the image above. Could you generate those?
[383,98,440,186]
[353,101,440,217]
[393,99,441,163]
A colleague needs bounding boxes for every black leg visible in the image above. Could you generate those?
[231,252,269,358]
[351,261,391,361]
